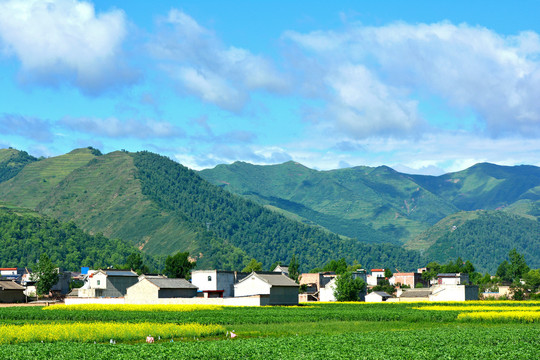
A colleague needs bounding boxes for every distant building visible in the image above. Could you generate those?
[0,268,25,283]
[365,291,392,302]
[367,269,386,286]
[0,280,26,303]
[396,288,432,302]
[191,270,248,298]
[235,272,299,305]
[78,269,139,298]
[437,273,470,285]
[126,278,198,303]
[299,272,336,301]
[390,272,427,288]
[273,265,289,277]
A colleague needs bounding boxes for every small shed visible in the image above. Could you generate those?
[0,280,26,303]
[365,291,392,302]
[234,272,299,305]
[126,278,198,303]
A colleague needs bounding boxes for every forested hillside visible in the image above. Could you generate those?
[133,151,423,271]
[422,211,540,273]
[0,207,145,271]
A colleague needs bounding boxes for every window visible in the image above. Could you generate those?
[208,276,212,281]
[97,280,100,286]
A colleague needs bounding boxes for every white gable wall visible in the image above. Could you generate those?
[234,275,271,297]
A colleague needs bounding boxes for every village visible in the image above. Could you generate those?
[0,264,503,306]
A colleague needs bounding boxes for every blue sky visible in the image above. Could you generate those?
[1,1,540,175]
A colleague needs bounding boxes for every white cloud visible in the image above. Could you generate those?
[0,0,135,94]
[150,9,288,111]
[0,113,53,141]
[285,21,540,138]
[60,117,184,139]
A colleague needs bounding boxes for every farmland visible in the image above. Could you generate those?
[0,302,538,359]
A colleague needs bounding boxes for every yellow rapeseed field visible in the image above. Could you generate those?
[457,311,540,322]
[44,304,224,312]
[0,322,225,344]
[414,305,540,312]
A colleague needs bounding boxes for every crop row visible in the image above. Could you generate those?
[0,322,225,344]
[0,324,537,360]
[458,311,540,323]
[44,304,224,312]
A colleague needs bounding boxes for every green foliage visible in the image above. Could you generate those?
[524,269,540,293]
[123,253,149,275]
[334,271,366,301]
[242,258,263,273]
[423,211,540,273]
[164,252,195,279]
[0,208,147,271]
[496,249,530,283]
[34,254,59,296]
[288,255,299,282]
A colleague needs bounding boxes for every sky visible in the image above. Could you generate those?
[1,1,540,175]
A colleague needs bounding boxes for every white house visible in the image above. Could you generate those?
[367,269,386,286]
[437,273,470,285]
[191,270,248,298]
[429,284,479,301]
[234,272,299,305]
[319,277,337,302]
[78,270,138,298]
[273,265,289,277]
[365,291,392,302]
[125,278,198,304]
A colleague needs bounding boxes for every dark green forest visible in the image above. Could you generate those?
[132,151,423,271]
[0,208,147,271]
[423,211,540,273]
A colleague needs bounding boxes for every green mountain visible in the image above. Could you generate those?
[409,163,540,211]
[0,205,144,271]
[0,149,422,271]
[420,211,540,273]
[199,161,458,244]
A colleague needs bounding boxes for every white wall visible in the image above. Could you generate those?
[234,275,271,297]
[319,278,337,302]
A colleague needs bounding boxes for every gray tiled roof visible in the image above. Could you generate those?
[399,289,432,298]
[103,270,138,277]
[246,272,299,287]
[371,291,391,297]
[147,278,198,289]
[0,280,25,290]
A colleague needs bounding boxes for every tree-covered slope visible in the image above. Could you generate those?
[422,211,540,273]
[0,206,143,271]
[199,161,458,244]
[410,163,540,211]
[134,151,423,271]
[0,148,38,183]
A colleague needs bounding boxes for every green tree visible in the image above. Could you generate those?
[124,253,149,275]
[242,258,263,272]
[334,271,366,301]
[384,268,393,279]
[496,260,512,282]
[524,269,540,293]
[34,254,59,296]
[164,252,195,279]
[508,248,530,280]
[288,255,300,282]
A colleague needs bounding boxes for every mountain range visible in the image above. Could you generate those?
[0,147,538,273]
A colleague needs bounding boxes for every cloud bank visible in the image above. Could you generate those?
[0,0,136,94]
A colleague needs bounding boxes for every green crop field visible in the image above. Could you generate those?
[0,302,538,359]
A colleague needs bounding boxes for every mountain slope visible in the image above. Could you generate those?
[410,163,540,211]
[421,211,540,273]
[133,151,423,271]
[199,161,458,244]
[0,148,97,208]
[0,148,38,183]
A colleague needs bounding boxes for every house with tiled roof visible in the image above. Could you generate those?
[234,272,299,305]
